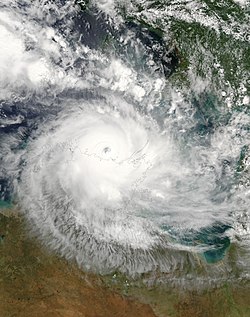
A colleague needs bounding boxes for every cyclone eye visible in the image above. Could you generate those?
[103,146,111,154]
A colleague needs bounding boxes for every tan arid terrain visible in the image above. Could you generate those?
[0,209,250,317]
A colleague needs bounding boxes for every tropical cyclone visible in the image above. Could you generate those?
[17,98,181,273]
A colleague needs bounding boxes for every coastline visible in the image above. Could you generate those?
[1,209,249,317]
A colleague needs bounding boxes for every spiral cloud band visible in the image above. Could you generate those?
[17,96,240,275]
[18,99,180,272]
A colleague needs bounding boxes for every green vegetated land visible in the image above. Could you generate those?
[123,0,250,100]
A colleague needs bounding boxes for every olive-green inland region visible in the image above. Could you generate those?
[123,0,250,106]
[1,210,250,317]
